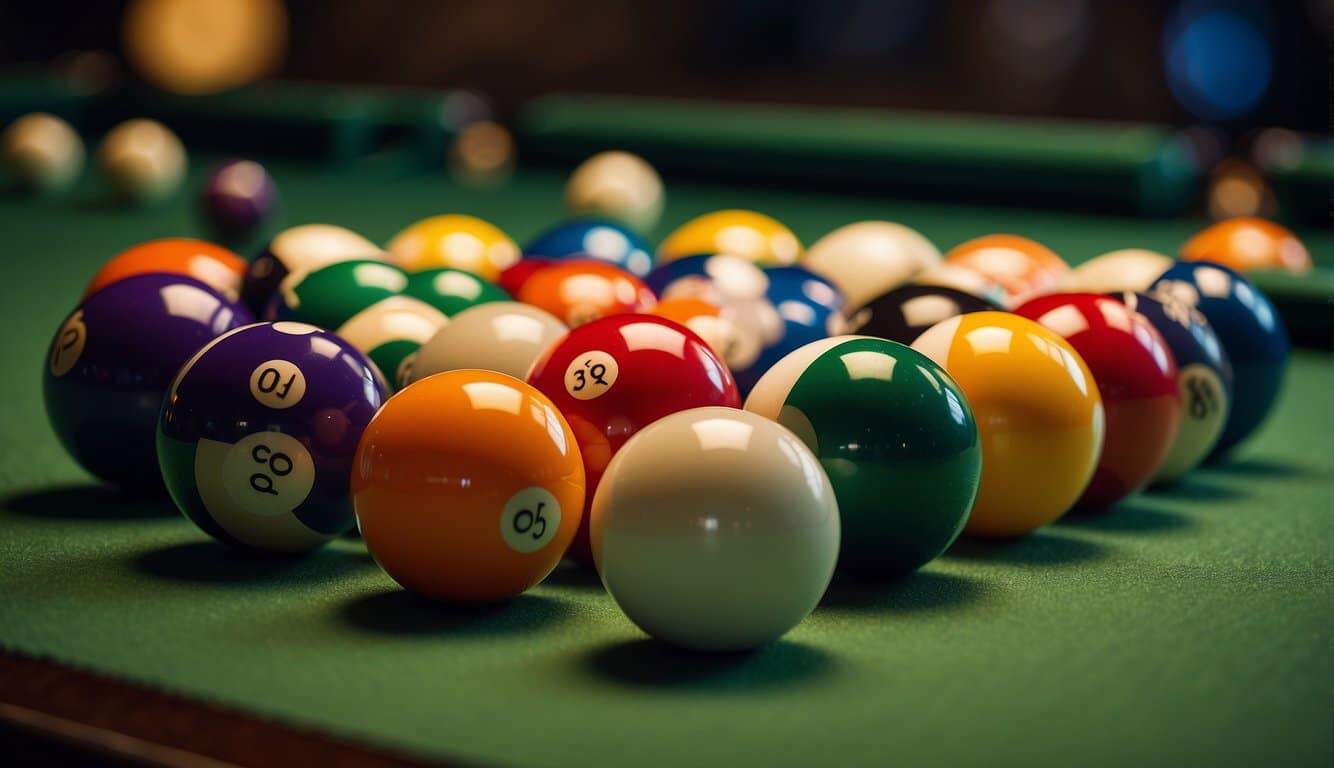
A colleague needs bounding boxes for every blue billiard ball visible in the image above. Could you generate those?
[740,265,846,392]
[1148,261,1288,459]
[522,218,653,277]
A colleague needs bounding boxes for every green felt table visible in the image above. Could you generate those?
[0,151,1331,768]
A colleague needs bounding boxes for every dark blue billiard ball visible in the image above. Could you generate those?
[522,218,653,277]
[43,273,253,492]
[157,322,388,553]
[1148,261,1288,459]
[740,265,846,392]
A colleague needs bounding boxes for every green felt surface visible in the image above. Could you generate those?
[1,158,1331,768]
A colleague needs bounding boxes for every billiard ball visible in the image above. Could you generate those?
[44,274,253,492]
[497,258,550,296]
[734,265,846,393]
[448,120,515,186]
[97,118,186,204]
[404,301,567,385]
[914,262,1008,306]
[527,314,740,563]
[911,311,1103,536]
[1180,217,1311,275]
[269,259,445,387]
[386,214,520,280]
[565,150,664,233]
[199,158,278,240]
[1148,261,1289,458]
[1014,293,1180,508]
[158,322,386,553]
[85,238,247,302]
[401,267,509,317]
[1057,249,1172,294]
[802,221,942,309]
[516,259,656,327]
[847,284,1000,345]
[241,224,384,315]
[944,234,1070,306]
[523,218,654,277]
[591,407,839,651]
[746,336,980,575]
[1,112,85,193]
[649,297,749,371]
[657,209,801,267]
[1110,292,1233,482]
[354,369,584,602]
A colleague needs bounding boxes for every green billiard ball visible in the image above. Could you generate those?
[402,267,509,316]
[746,335,981,575]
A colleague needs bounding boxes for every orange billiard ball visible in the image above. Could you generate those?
[517,259,656,328]
[1180,217,1311,275]
[352,370,585,603]
[944,234,1069,307]
[84,238,247,302]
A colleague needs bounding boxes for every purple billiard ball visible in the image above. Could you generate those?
[200,159,278,240]
[157,322,388,553]
[43,273,254,492]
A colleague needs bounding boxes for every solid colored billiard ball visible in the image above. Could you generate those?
[913,262,1008,306]
[527,314,740,562]
[200,158,278,240]
[657,209,801,267]
[1,112,85,193]
[241,223,384,315]
[1014,293,1180,508]
[591,407,839,651]
[746,336,980,575]
[912,311,1103,536]
[354,369,584,602]
[802,221,942,309]
[1180,217,1311,275]
[1148,261,1288,458]
[401,267,509,317]
[847,284,1000,345]
[84,238,247,302]
[269,259,445,387]
[1110,292,1233,482]
[516,259,656,327]
[44,274,253,492]
[944,234,1069,306]
[403,301,567,385]
[523,218,654,277]
[565,150,664,233]
[448,120,515,186]
[159,322,386,552]
[386,214,520,280]
[1057,249,1172,294]
[97,118,186,204]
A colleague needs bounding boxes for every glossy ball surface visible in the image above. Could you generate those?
[402,267,508,317]
[386,214,520,279]
[158,322,386,552]
[1,112,84,193]
[523,218,654,277]
[1014,293,1180,508]
[241,224,384,315]
[802,221,942,309]
[1148,262,1289,458]
[97,119,186,204]
[85,238,247,302]
[565,150,664,233]
[1111,292,1233,481]
[44,274,253,492]
[735,265,846,393]
[649,297,745,368]
[848,284,999,345]
[199,159,278,239]
[526,314,740,562]
[354,370,585,603]
[1181,217,1311,274]
[944,234,1069,306]
[404,302,567,385]
[914,262,1008,306]
[1058,249,1172,294]
[592,407,839,651]
[912,312,1103,536]
[746,337,979,575]
[658,209,801,267]
[516,259,656,328]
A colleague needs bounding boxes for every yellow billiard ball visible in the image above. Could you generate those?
[386,214,520,280]
[657,209,801,267]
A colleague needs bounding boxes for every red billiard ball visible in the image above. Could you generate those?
[1013,293,1181,509]
[526,314,740,562]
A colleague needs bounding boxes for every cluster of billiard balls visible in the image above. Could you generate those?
[41,148,1302,652]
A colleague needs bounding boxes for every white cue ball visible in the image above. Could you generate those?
[1,113,85,193]
[565,150,664,234]
[97,118,187,204]
[1057,249,1174,294]
[591,407,840,652]
[802,221,942,310]
[404,302,568,386]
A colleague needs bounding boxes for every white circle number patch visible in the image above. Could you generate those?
[250,359,307,409]
[564,350,618,400]
[500,487,561,554]
[49,310,87,377]
[221,431,316,517]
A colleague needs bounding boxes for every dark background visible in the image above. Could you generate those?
[0,0,1328,131]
